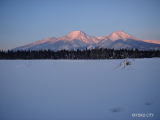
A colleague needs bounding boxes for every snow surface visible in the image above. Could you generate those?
[0,58,160,120]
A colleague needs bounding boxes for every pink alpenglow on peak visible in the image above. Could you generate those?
[59,30,99,43]
[67,31,87,39]
[107,30,139,41]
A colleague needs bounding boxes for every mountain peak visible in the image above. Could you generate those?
[61,30,99,43]
[108,30,135,41]
[67,30,86,38]
[112,30,131,37]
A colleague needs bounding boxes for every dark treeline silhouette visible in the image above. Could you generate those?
[0,48,160,59]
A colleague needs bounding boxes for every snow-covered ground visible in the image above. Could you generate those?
[0,58,160,120]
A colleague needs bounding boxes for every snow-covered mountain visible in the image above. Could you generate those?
[13,30,160,51]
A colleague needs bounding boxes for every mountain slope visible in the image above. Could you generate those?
[13,30,160,51]
[143,40,160,44]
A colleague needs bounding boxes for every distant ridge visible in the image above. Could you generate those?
[13,30,160,51]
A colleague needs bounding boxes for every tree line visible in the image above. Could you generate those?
[0,49,160,59]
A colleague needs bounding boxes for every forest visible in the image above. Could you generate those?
[0,48,160,59]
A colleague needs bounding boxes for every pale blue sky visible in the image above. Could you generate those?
[0,0,160,50]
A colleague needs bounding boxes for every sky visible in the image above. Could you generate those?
[0,0,160,50]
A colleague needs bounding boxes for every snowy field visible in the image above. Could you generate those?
[0,58,160,120]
